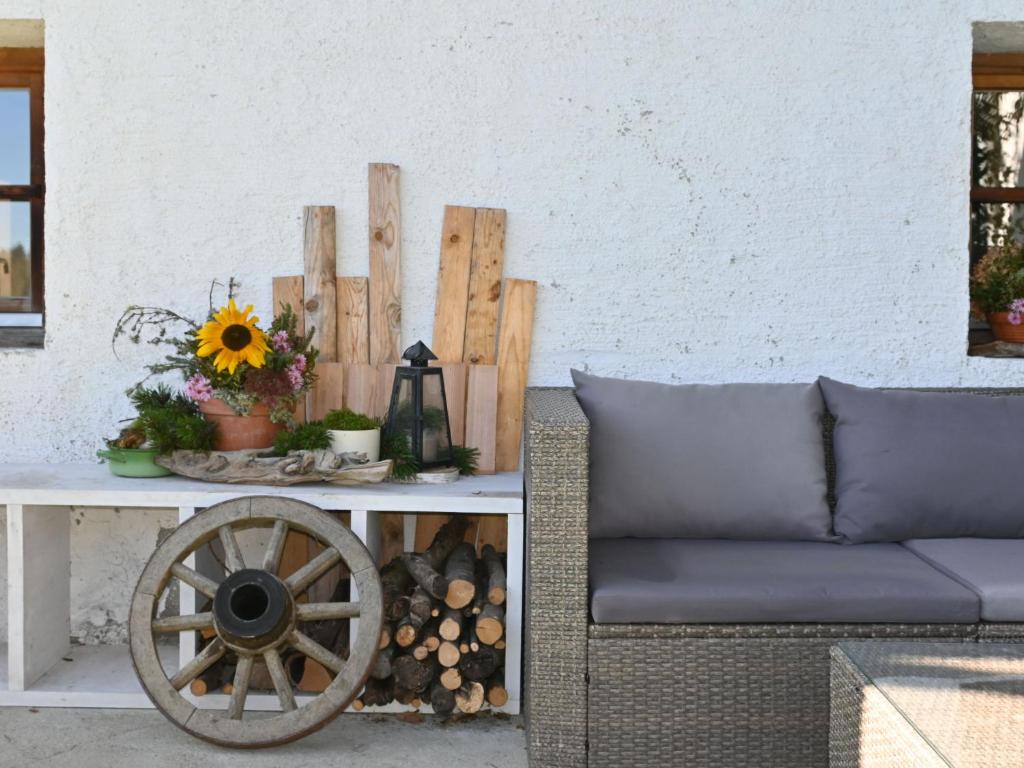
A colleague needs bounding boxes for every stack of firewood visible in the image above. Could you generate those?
[353,516,509,714]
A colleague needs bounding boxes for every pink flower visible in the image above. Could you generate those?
[1008,299,1024,325]
[271,330,291,353]
[286,365,303,392]
[293,353,307,372]
[184,374,213,402]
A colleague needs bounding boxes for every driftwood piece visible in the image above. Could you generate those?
[156,449,392,486]
[401,553,449,601]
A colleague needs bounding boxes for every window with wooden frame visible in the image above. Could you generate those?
[972,55,1024,267]
[0,47,43,347]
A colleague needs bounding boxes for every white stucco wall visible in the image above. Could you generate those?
[1,1,1024,639]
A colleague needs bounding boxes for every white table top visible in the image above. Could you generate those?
[0,463,524,514]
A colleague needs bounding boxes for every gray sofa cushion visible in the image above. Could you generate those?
[903,539,1024,622]
[571,370,832,540]
[589,538,980,624]
[819,377,1024,542]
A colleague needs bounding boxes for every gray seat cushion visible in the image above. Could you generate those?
[819,377,1024,542]
[572,370,833,540]
[589,539,980,624]
[903,539,1024,622]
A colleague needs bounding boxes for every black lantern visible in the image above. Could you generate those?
[383,341,455,469]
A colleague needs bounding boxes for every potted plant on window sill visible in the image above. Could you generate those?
[971,242,1024,344]
[114,279,319,450]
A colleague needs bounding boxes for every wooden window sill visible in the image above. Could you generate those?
[0,326,44,348]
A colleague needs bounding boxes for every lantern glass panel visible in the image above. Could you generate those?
[389,375,416,453]
[421,373,451,464]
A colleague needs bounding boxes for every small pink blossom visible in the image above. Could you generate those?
[184,374,213,402]
[293,353,307,372]
[270,330,291,353]
[286,365,303,392]
[1008,299,1024,325]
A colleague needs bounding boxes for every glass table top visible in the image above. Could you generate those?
[838,641,1024,767]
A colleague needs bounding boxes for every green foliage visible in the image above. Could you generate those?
[451,445,479,476]
[970,241,1024,315]
[271,421,332,456]
[323,408,380,431]
[127,384,217,454]
[380,431,419,480]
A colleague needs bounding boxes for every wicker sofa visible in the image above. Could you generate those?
[522,383,1024,768]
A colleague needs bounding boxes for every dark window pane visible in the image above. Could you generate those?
[0,201,31,299]
[973,91,1024,188]
[0,89,31,185]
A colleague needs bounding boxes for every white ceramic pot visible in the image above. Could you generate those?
[328,428,380,463]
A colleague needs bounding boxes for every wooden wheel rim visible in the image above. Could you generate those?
[129,496,383,748]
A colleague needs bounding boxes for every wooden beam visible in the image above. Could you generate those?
[463,209,506,365]
[439,363,468,445]
[343,364,378,417]
[303,206,338,363]
[368,163,402,365]
[336,276,369,364]
[273,276,306,424]
[464,364,498,475]
[494,279,537,472]
[432,206,477,362]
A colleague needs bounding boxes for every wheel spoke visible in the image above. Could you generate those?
[289,630,345,674]
[262,520,289,574]
[284,547,341,596]
[263,648,297,712]
[171,562,220,600]
[296,602,360,621]
[227,655,254,720]
[218,525,245,573]
[171,638,225,690]
[152,612,213,634]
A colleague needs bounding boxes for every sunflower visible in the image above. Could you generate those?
[196,299,270,374]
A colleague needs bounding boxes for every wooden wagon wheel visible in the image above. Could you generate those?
[129,496,383,748]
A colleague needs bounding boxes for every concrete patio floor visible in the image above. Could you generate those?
[0,708,527,768]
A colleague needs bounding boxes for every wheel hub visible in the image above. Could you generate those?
[213,568,295,652]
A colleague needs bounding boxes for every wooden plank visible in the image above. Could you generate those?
[463,209,506,365]
[272,276,305,332]
[464,364,498,475]
[476,516,507,554]
[368,163,402,365]
[310,362,344,420]
[343,364,378,417]
[432,206,477,362]
[336,277,370,364]
[273,277,306,424]
[494,279,537,472]
[373,363,398,420]
[440,363,467,445]
[303,206,338,363]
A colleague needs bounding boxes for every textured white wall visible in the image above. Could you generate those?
[2,1,1024,638]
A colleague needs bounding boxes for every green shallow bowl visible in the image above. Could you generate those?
[96,447,172,478]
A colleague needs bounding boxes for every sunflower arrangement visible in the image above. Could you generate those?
[114,279,318,424]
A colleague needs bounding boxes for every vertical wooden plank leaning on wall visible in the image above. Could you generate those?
[463,208,506,365]
[337,276,370,364]
[440,363,468,445]
[303,206,338,421]
[310,363,344,419]
[465,364,498,475]
[432,206,477,362]
[495,279,537,472]
[368,163,402,366]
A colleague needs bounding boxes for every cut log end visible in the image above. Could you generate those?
[440,667,462,691]
[445,579,475,609]
[455,681,485,714]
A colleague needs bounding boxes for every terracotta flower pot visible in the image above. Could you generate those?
[988,312,1024,343]
[198,398,283,451]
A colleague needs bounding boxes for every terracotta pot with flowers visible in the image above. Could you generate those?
[114,279,318,450]
[971,241,1024,343]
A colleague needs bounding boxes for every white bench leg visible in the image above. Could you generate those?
[7,504,70,691]
[503,513,523,714]
[348,510,378,654]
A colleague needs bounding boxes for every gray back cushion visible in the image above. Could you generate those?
[572,370,833,540]
[819,377,1024,542]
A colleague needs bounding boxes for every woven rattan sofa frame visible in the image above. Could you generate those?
[522,386,1024,768]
